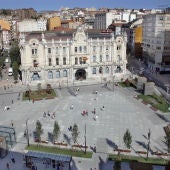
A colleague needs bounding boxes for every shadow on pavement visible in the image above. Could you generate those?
[63,133,71,145]
[106,138,118,150]
[136,140,147,150]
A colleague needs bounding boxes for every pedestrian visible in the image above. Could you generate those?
[94,144,96,153]
[11,158,15,163]
[43,112,46,118]
[32,98,34,104]
[70,104,74,110]
[6,162,9,170]
[11,121,13,127]
[94,108,96,114]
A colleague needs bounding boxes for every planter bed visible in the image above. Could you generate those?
[136,151,147,154]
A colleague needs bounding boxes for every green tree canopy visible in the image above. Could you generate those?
[35,120,43,142]
[53,121,60,142]
[9,41,21,65]
[12,61,19,81]
[123,129,132,149]
[72,124,79,143]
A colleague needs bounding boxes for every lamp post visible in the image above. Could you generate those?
[25,119,30,147]
[146,129,151,159]
[84,124,87,154]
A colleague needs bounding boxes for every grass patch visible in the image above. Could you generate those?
[23,89,56,100]
[26,144,92,158]
[108,154,168,165]
[138,94,169,112]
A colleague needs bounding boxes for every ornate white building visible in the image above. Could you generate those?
[19,27,128,87]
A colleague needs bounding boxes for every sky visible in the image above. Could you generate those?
[0,0,169,11]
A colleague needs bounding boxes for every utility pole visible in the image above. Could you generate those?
[84,124,86,154]
[26,119,30,147]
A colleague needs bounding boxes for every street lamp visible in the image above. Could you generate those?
[25,119,30,147]
[146,129,151,159]
[84,124,87,154]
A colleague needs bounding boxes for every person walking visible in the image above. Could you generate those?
[11,121,14,127]
[6,162,9,170]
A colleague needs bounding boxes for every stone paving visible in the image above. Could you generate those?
[0,84,169,170]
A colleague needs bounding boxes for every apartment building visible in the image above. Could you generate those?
[47,16,61,30]
[19,26,127,86]
[142,12,170,72]
[17,19,47,33]
[94,12,115,30]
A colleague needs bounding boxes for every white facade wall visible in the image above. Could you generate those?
[17,19,47,33]
[129,13,137,22]
[19,27,127,87]
[94,12,116,29]
[142,13,170,71]
[121,12,130,22]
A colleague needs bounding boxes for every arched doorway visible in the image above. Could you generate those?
[75,69,86,80]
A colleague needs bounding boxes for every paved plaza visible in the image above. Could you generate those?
[0,84,169,170]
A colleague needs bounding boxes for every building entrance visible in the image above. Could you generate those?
[75,69,86,80]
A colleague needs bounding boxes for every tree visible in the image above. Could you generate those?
[12,61,19,82]
[123,129,132,149]
[35,120,43,142]
[72,124,79,143]
[9,41,21,65]
[164,131,170,153]
[53,121,60,143]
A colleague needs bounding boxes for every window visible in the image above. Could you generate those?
[75,47,77,52]
[33,60,38,67]
[79,46,82,52]
[56,58,59,65]
[79,57,82,64]
[75,57,78,65]
[100,46,102,52]
[63,47,66,54]
[117,45,121,50]
[32,49,37,55]
[100,55,102,62]
[48,71,53,79]
[63,57,66,65]
[63,70,67,77]
[93,46,96,52]
[48,48,51,54]
[84,46,87,52]
[32,72,40,80]
[93,56,96,63]
[48,58,52,66]
[92,67,96,74]
[106,55,109,62]
[99,67,103,74]
[56,47,59,54]
[105,66,109,73]
[118,55,121,62]
[116,66,121,73]
[56,71,60,78]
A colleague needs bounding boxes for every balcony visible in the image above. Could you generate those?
[73,64,88,69]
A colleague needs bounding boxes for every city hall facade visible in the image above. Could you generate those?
[19,27,128,87]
